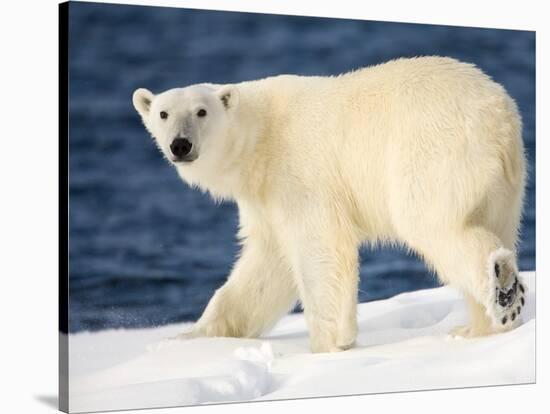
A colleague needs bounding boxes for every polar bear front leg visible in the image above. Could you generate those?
[178,235,298,339]
[284,220,359,353]
[295,248,359,353]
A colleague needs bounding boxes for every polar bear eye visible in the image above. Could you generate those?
[197,109,207,118]
[160,111,168,120]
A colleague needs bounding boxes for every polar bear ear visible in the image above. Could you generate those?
[133,88,154,118]
[216,85,239,111]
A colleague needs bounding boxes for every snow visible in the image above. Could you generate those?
[68,272,535,413]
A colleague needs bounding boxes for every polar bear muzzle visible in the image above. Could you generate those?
[170,137,196,162]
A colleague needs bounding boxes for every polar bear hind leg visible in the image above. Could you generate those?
[406,225,526,338]
[392,98,526,338]
[450,246,526,338]
[447,164,526,338]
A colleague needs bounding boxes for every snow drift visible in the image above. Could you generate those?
[69,272,535,413]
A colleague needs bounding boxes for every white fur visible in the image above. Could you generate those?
[133,56,527,352]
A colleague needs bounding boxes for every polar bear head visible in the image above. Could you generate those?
[133,84,240,183]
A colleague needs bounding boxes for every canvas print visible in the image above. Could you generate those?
[59,1,536,412]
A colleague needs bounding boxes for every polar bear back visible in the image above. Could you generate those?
[233,57,524,240]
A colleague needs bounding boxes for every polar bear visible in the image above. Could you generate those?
[133,56,527,353]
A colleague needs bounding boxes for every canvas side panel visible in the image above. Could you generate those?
[59,2,69,413]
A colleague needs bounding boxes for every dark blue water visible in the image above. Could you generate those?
[68,2,536,333]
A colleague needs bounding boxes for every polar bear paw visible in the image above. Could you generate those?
[485,248,526,331]
[449,325,478,338]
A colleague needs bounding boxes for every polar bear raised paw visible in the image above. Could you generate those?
[485,248,526,331]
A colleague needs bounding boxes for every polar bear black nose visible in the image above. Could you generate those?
[170,138,193,158]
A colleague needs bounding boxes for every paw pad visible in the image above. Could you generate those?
[485,248,526,330]
[497,279,518,308]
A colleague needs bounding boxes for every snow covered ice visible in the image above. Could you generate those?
[68,272,535,413]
